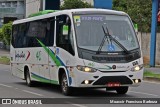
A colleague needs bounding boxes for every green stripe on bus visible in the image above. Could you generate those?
[36,39,61,66]
[31,74,58,85]
[28,10,59,18]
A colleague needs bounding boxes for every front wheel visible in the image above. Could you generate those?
[116,86,129,94]
[61,73,72,96]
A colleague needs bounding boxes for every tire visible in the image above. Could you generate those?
[25,69,33,87]
[61,73,72,96]
[106,87,116,91]
[116,86,128,94]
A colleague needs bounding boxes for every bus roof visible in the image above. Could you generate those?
[13,8,127,25]
[28,10,59,18]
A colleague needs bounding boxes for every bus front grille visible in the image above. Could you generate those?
[100,71,126,73]
[92,52,140,62]
[93,76,133,85]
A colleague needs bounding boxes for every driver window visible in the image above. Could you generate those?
[56,15,75,55]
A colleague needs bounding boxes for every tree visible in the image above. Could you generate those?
[1,22,12,45]
[61,0,92,10]
[0,29,3,41]
[113,0,152,32]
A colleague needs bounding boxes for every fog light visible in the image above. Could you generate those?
[84,80,89,84]
[135,79,139,83]
[81,80,94,84]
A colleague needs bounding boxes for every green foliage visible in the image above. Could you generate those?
[0,28,3,41]
[61,0,92,10]
[0,56,10,65]
[113,0,127,12]
[144,71,160,79]
[1,22,12,45]
[113,0,152,32]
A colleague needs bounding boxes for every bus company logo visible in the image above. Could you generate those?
[112,65,116,69]
[36,51,41,61]
[88,62,95,67]
[26,51,30,61]
[15,51,30,60]
[116,65,126,69]
[15,51,25,60]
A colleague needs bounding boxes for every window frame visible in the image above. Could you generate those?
[11,17,56,48]
[55,14,75,56]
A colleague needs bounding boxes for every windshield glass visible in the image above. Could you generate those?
[74,14,139,52]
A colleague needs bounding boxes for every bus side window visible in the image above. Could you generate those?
[26,20,46,47]
[12,25,18,48]
[45,17,55,46]
[56,15,75,56]
[12,24,26,48]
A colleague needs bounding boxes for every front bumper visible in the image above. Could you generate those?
[70,68,143,88]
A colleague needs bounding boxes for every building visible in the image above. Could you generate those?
[26,0,93,18]
[0,0,25,27]
[25,0,42,18]
[25,0,60,18]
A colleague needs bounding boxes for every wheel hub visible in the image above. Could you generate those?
[62,77,67,92]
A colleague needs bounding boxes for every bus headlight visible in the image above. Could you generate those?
[76,65,97,73]
[131,64,143,72]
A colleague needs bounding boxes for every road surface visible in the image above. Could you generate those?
[0,49,9,57]
[0,64,160,107]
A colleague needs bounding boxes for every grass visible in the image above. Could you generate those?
[144,70,160,79]
[144,65,150,68]
[0,56,10,65]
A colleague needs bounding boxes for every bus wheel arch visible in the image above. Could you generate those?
[58,68,72,96]
[58,68,66,85]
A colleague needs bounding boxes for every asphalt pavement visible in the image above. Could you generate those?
[0,48,160,106]
[0,64,160,107]
[0,49,9,57]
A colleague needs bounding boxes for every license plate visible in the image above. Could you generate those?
[107,82,120,87]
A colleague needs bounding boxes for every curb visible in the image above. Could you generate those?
[143,77,160,82]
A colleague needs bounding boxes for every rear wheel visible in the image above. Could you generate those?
[61,73,72,96]
[25,69,33,87]
[115,86,128,94]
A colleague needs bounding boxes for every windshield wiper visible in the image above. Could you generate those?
[96,26,109,54]
[96,26,129,54]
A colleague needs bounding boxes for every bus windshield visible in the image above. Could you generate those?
[73,14,139,52]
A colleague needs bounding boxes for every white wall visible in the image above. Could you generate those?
[140,33,160,65]
[25,0,41,17]
[83,0,94,5]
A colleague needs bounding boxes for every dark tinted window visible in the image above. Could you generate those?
[11,17,55,48]
[26,20,46,47]
[12,24,26,48]
[12,25,18,47]
[45,18,55,46]
[56,15,75,55]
